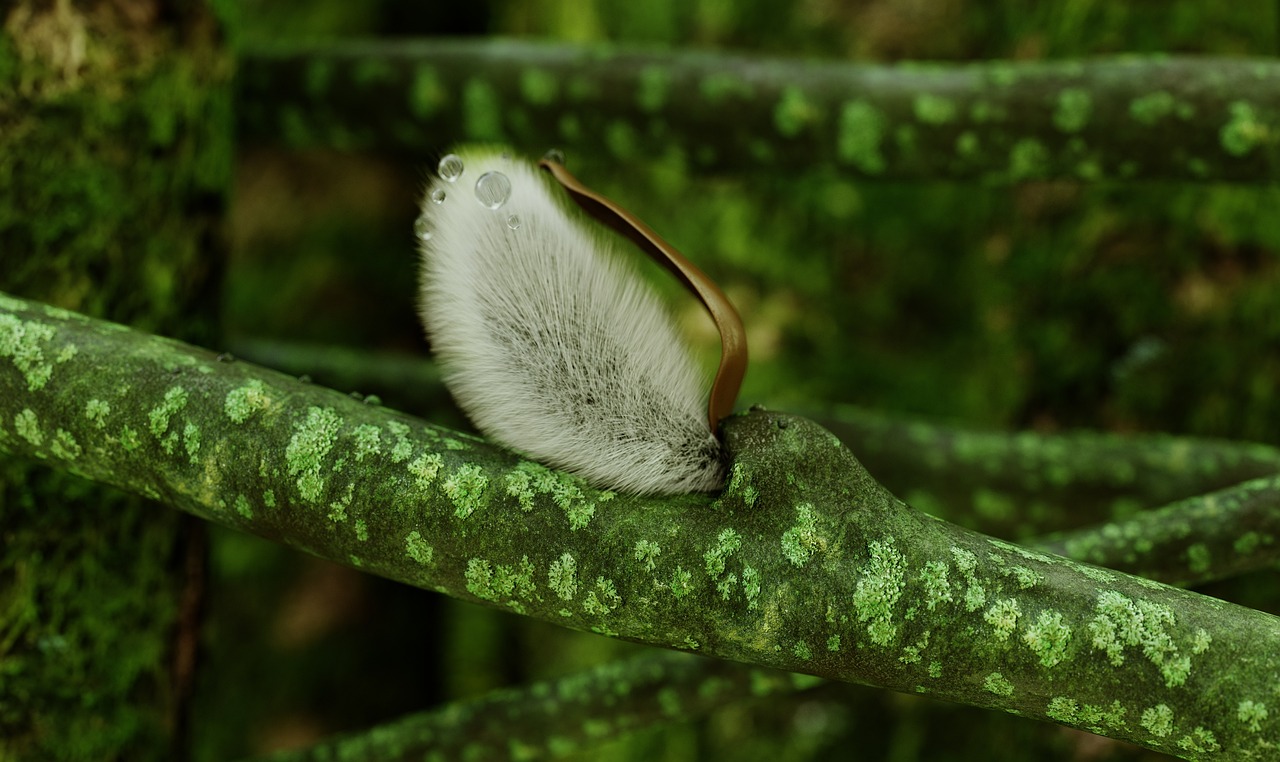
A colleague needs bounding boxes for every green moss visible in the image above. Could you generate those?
[284,406,342,503]
[742,565,761,609]
[837,100,887,174]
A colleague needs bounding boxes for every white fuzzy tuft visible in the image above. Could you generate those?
[416,148,724,495]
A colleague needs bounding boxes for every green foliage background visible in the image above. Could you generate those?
[6,0,1280,760]
[205,2,1280,760]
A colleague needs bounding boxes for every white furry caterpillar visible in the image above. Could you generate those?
[416,147,738,495]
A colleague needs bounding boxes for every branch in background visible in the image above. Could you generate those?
[4,290,1279,759]
[255,650,816,762]
[237,41,1280,182]
[819,404,1280,534]
[1035,474,1280,587]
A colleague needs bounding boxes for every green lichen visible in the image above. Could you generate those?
[983,672,1014,697]
[463,78,504,141]
[1053,88,1091,132]
[15,408,42,447]
[984,598,1021,641]
[549,552,578,601]
[604,120,639,160]
[669,566,693,599]
[148,386,189,442]
[1009,139,1049,179]
[50,429,81,460]
[263,489,276,508]
[1142,704,1175,737]
[634,540,661,572]
[443,463,489,519]
[405,531,434,565]
[408,453,443,490]
[519,68,558,106]
[1238,700,1268,733]
[773,87,814,137]
[1046,696,1078,724]
[951,547,986,611]
[637,66,668,113]
[1185,543,1211,575]
[853,537,906,646]
[1129,91,1176,125]
[0,315,56,391]
[352,424,381,461]
[781,503,824,567]
[792,641,812,660]
[409,65,446,118]
[183,422,200,463]
[913,93,957,125]
[827,634,841,652]
[1221,100,1268,156]
[234,494,253,519]
[704,528,741,578]
[387,420,413,463]
[918,560,953,610]
[1022,609,1071,668]
[84,399,109,428]
[837,100,887,174]
[582,577,621,616]
[699,72,752,103]
[119,426,140,452]
[742,565,761,610]
[1088,591,1191,687]
[285,406,342,503]
[224,379,270,423]
[1176,728,1220,754]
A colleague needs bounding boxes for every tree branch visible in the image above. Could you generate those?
[237,41,1280,182]
[3,290,1278,759]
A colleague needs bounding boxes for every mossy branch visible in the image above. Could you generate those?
[237,41,1280,182]
[3,290,1279,759]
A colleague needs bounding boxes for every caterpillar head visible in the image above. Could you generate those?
[415,147,745,496]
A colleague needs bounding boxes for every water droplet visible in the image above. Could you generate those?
[430,188,446,204]
[474,171,512,210]
[437,154,464,182]
[542,147,566,165]
[506,214,522,230]
[414,214,432,241]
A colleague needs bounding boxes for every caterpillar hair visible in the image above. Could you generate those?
[416,148,728,495]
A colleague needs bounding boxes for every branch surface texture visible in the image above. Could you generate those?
[237,41,1280,182]
[2,291,1278,759]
